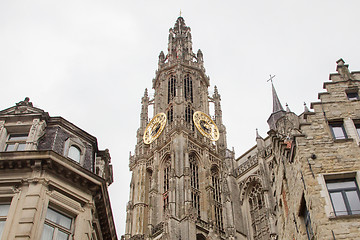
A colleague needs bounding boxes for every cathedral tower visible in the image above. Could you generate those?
[124,17,237,240]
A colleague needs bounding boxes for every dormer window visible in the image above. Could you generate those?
[63,137,85,164]
[68,145,81,163]
[5,133,28,151]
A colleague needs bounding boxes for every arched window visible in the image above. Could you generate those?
[190,154,200,217]
[168,75,176,103]
[163,159,171,211]
[196,234,206,240]
[248,182,269,240]
[211,167,223,231]
[167,105,173,123]
[184,74,193,102]
[68,145,81,163]
[185,105,194,130]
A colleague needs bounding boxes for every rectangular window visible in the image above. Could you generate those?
[346,92,359,100]
[41,207,73,240]
[326,178,360,216]
[329,122,347,140]
[5,133,28,151]
[302,206,314,240]
[355,123,360,138]
[0,204,10,239]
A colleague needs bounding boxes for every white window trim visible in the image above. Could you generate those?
[40,191,83,240]
[318,171,360,218]
[0,192,17,240]
[63,137,86,164]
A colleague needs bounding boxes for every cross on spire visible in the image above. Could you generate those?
[267,74,276,83]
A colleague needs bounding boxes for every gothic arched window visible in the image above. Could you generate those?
[190,154,200,217]
[184,74,193,102]
[168,75,176,103]
[167,105,173,123]
[185,105,194,130]
[211,167,223,231]
[248,182,269,240]
[163,159,171,211]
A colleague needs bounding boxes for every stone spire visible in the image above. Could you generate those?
[271,83,284,113]
[256,128,265,151]
[304,102,310,113]
[166,17,194,64]
[286,103,291,113]
[138,88,149,142]
[256,128,262,139]
[212,86,227,152]
[267,83,286,130]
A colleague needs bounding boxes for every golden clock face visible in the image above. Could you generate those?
[143,112,167,144]
[193,111,219,141]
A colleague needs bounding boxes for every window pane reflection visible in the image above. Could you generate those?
[46,208,72,229]
[0,205,10,216]
[41,224,54,240]
[330,192,347,216]
[346,191,360,214]
[68,146,81,162]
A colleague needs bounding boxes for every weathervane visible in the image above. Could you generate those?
[180,10,182,17]
[267,74,276,83]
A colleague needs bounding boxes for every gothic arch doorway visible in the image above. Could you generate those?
[196,233,206,240]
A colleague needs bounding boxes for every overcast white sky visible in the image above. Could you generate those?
[1,0,359,235]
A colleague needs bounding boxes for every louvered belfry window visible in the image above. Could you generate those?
[163,160,171,211]
[168,75,176,103]
[184,74,193,102]
[190,154,200,217]
[211,168,223,231]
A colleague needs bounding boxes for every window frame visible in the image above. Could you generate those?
[0,203,10,239]
[68,145,82,163]
[4,133,28,152]
[189,154,200,217]
[41,206,74,240]
[326,178,360,216]
[346,88,359,101]
[167,75,176,104]
[299,196,314,240]
[63,137,86,164]
[163,160,171,212]
[329,121,348,140]
[211,167,223,231]
[354,122,360,138]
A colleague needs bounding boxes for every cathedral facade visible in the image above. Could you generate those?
[123,17,360,240]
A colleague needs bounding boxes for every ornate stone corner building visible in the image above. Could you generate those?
[0,98,117,239]
[124,17,360,240]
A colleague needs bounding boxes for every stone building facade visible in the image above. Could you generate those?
[0,98,117,239]
[124,17,360,240]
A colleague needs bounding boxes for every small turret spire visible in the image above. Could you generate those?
[304,102,310,112]
[272,82,284,113]
[267,76,286,130]
[286,103,291,112]
[256,128,262,139]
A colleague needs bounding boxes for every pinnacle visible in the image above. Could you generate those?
[271,83,284,113]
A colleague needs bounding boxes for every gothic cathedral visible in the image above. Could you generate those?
[124,16,237,240]
[123,17,360,240]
